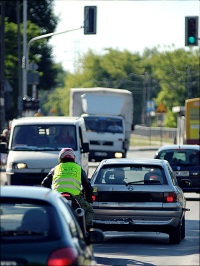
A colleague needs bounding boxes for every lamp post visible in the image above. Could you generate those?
[22,0,27,97]
[0,0,5,130]
[23,26,83,98]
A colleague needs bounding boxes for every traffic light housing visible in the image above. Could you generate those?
[22,97,40,111]
[84,6,97,34]
[185,16,199,46]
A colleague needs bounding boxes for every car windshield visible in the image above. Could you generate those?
[0,200,59,240]
[94,165,167,185]
[158,149,200,166]
[11,125,77,151]
[84,116,123,133]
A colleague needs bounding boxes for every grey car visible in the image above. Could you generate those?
[90,158,190,244]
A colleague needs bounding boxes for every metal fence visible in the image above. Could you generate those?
[133,125,177,143]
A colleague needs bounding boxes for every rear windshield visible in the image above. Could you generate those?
[0,199,60,241]
[94,165,167,185]
[157,149,200,166]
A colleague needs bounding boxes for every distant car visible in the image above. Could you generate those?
[0,186,104,266]
[90,158,189,244]
[154,145,200,193]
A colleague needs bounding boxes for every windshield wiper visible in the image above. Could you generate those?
[36,147,57,151]
[12,146,30,151]
[1,230,45,236]
[126,180,144,186]
[12,146,58,151]
[126,180,160,186]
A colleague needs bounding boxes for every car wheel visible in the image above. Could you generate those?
[169,221,181,244]
[181,215,185,239]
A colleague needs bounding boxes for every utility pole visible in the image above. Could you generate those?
[0,0,5,131]
[17,0,22,117]
[22,0,27,97]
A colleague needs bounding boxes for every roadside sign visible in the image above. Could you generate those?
[29,62,38,71]
[146,100,155,113]
[156,103,167,113]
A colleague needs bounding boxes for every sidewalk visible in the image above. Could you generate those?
[130,142,172,151]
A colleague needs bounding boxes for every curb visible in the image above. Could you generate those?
[129,146,160,151]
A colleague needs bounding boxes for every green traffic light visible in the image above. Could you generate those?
[188,36,195,44]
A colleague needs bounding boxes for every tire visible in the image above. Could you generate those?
[169,221,181,244]
[181,215,185,239]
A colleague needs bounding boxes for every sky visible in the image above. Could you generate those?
[49,0,199,72]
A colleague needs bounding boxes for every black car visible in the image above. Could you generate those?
[0,186,104,266]
[154,145,200,193]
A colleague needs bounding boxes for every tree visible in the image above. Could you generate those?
[3,0,61,119]
[45,47,199,127]
[5,0,58,33]
[149,49,199,127]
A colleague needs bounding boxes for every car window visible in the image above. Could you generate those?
[158,149,200,165]
[0,202,54,238]
[94,165,167,185]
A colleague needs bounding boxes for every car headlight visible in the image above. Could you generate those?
[10,162,28,169]
[114,152,123,158]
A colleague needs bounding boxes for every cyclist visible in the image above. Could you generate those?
[41,147,94,229]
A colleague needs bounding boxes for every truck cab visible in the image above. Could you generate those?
[83,114,127,161]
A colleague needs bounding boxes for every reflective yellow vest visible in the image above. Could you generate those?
[52,162,82,195]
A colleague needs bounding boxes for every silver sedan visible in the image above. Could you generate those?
[90,158,190,244]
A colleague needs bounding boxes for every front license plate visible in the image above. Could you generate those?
[174,171,189,176]
[94,152,108,156]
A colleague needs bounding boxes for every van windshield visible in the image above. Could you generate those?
[11,125,77,151]
[84,116,123,133]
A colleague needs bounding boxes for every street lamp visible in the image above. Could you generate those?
[23,26,83,98]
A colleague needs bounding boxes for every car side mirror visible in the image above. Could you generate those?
[81,142,90,153]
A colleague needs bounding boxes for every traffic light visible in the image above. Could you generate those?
[185,16,199,46]
[22,97,40,111]
[84,6,97,34]
[22,97,32,111]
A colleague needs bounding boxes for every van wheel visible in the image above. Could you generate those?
[169,221,181,244]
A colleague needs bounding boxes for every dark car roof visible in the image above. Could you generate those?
[0,186,59,203]
[156,145,200,152]
[99,158,166,166]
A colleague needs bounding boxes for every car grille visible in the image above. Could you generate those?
[90,140,113,146]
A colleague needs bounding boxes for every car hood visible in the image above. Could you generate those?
[7,150,59,169]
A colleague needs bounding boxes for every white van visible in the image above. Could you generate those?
[5,116,89,185]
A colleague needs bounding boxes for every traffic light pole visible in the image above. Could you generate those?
[23,26,83,98]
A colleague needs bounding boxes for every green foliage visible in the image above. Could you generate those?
[151,49,199,126]
[48,46,199,128]
[3,0,62,120]
[4,0,199,129]
[5,0,58,33]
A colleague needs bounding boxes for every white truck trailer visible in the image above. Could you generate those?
[69,87,134,161]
